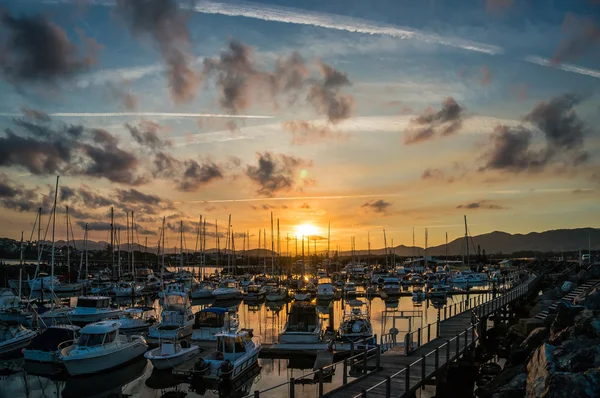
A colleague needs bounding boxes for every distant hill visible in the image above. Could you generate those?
[3,228,598,257]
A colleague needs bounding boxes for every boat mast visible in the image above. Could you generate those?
[84,223,89,287]
[383,229,388,270]
[277,218,280,276]
[117,227,121,278]
[227,214,232,274]
[327,222,331,261]
[50,176,59,295]
[19,231,23,299]
[66,205,70,279]
[161,217,165,295]
[263,228,267,273]
[424,228,428,270]
[445,232,448,265]
[131,211,135,276]
[110,207,114,276]
[126,211,130,274]
[215,220,219,270]
[34,207,41,279]
[367,231,371,267]
[270,212,274,276]
[202,219,207,279]
[464,215,469,269]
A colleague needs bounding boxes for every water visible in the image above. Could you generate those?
[0,291,487,398]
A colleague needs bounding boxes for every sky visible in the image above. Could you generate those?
[0,0,599,252]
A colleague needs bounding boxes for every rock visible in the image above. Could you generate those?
[548,326,573,346]
[540,287,564,301]
[581,288,600,310]
[476,364,525,398]
[521,327,549,351]
[481,362,503,376]
[542,369,600,398]
[550,303,585,335]
[575,270,590,284]
[526,343,556,397]
[553,337,600,372]
[572,309,600,339]
[529,300,554,318]
[490,372,527,398]
[519,318,547,335]
[508,348,531,367]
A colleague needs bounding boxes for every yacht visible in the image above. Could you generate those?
[112,282,144,297]
[293,289,311,301]
[117,307,157,334]
[412,287,426,303]
[343,282,357,296]
[28,274,60,292]
[44,280,83,293]
[428,284,448,301]
[90,281,114,295]
[213,279,243,301]
[191,281,214,299]
[68,296,123,324]
[371,271,389,285]
[278,302,322,344]
[192,307,239,341]
[0,289,19,309]
[158,282,190,298]
[243,285,267,302]
[265,285,288,301]
[316,279,335,301]
[338,300,373,342]
[0,324,37,358]
[145,339,199,370]
[59,321,147,375]
[381,277,401,296]
[190,330,260,380]
[24,325,80,363]
[147,292,194,342]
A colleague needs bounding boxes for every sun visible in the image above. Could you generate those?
[295,223,318,238]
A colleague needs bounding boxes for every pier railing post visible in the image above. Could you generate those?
[404,333,410,355]
[386,376,391,398]
[417,328,421,347]
[464,329,468,351]
[318,368,324,396]
[361,389,367,397]
[455,334,460,358]
[376,344,381,368]
[436,319,440,338]
[254,391,260,398]
[444,307,447,320]
[343,359,348,385]
[405,364,410,393]
[446,339,451,364]
[289,377,295,398]
[435,347,439,372]
[421,355,426,388]
[427,323,431,343]
[363,346,368,374]
[351,341,355,357]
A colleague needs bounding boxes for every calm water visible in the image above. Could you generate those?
[0,292,485,398]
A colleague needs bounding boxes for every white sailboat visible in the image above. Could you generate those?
[279,302,322,344]
[145,339,199,370]
[0,323,37,358]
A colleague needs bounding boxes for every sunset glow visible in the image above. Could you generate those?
[295,223,319,238]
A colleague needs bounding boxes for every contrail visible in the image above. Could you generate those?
[0,112,273,119]
[182,193,405,204]
[525,56,600,79]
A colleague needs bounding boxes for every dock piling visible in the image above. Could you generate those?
[343,359,348,384]
[289,377,295,398]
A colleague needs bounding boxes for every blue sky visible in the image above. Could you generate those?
[0,0,598,250]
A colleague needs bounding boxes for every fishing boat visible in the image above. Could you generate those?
[213,279,243,301]
[243,285,267,302]
[428,284,448,301]
[67,296,123,324]
[0,303,32,325]
[23,325,80,363]
[381,277,401,296]
[59,321,148,375]
[38,305,73,325]
[279,302,322,344]
[147,292,194,342]
[112,282,144,297]
[0,323,37,358]
[191,281,214,299]
[337,300,373,343]
[145,339,199,370]
[91,281,114,295]
[28,274,60,292]
[117,307,157,334]
[185,330,260,381]
[265,285,288,301]
[192,307,239,341]
[412,287,426,303]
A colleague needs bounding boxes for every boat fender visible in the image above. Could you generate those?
[194,358,209,373]
[216,351,224,360]
[220,360,233,377]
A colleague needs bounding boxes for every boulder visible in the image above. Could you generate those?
[581,288,600,311]
[490,372,527,398]
[548,326,573,346]
[507,348,531,367]
[476,364,525,398]
[519,318,547,335]
[575,270,590,284]
[521,327,549,351]
[572,309,600,339]
[553,337,600,372]
[541,369,600,398]
[550,303,585,335]
[526,343,556,397]
[540,287,564,301]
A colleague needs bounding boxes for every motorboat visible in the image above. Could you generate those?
[381,277,401,296]
[293,289,311,301]
[147,292,194,342]
[428,284,448,301]
[158,282,190,298]
[91,281,114,295]
[371,271,389,285]
[0,305,32,325]
[28,274,60,292]
[0,323,37,358]
[448,270,487,284]
[243,285,267,302]
[44,280,83,293]
[192,307,239,341]
[117,307,157,334]
[265,285,288,301]
[316,280,335,301]
[191,282,214,299]
[188,329,260,381]
[278,302,322,344]
[113,282,144,297]
[343,282,357,296]
[412,287,426,303]
[316,270,328,279]
[38,305,73,325]
[145,339,199,370]
[59,321,147,375]
[0,289,19,309]
[212,279,243,301]
[338,300,373,343]
[67,296,123,324]
[24,325,80,363]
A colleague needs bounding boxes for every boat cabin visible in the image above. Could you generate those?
[219,279,241,289]
[246,285,262,294]
[193,307,229,329]
[28,325,80,352]
[212,331,253,361]
[76,296,111,310]
[286,303,318,333]
[76,321,120,348]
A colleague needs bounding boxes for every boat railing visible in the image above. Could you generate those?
[57,339,76,351]
[249,345,381,397]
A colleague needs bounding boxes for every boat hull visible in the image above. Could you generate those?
[69,309,123,324]
[213,292,242,301]
[0,330,37,358]
[147,324,193,343]
[191,290,213,299]
[278,331,321,344]
[61,339,148,376]
[145,345,199,370]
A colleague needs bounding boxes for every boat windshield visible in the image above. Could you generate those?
[77,298,109,308]
[78,331,114,347]
[219,281,238,289]
[217,335,246,353]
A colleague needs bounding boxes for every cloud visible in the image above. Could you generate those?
[361,199,392,213]
[125,121,172,151]
[59,186,77,201]
[404,97,464,144]
[480,93,589,172]
[572,189,594,194]
[0,112,273,119]
[115,0,200,103]
[0,173,39,212]
[245,152,311,196]
[77,221,125,231]
[0,10,99,85]
[21,107,51,122]
[177,159,224,192]
[456,201,504,210]
[553,13,600,64]
[485,0,514,14]
[115,188,162,206]
[480,66,492,85]
[282,120,345,145]
[420,168,459,183]
[299,203,311,209]
[107,84,137,110]
[306,61,355,124]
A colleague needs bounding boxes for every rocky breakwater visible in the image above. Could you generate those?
[476,281,600,398]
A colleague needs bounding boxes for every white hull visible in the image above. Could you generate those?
[192,327,223,341]
[266,293,286,301]
[24,349,58,363]
[69,309,123,324]
[278,331,321,344]
[62,340,147,375]
[190,289,213,299]
[213,292,242,301]
[145,345,199,370]
[147,324,193,342]
[0,331,37,357]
